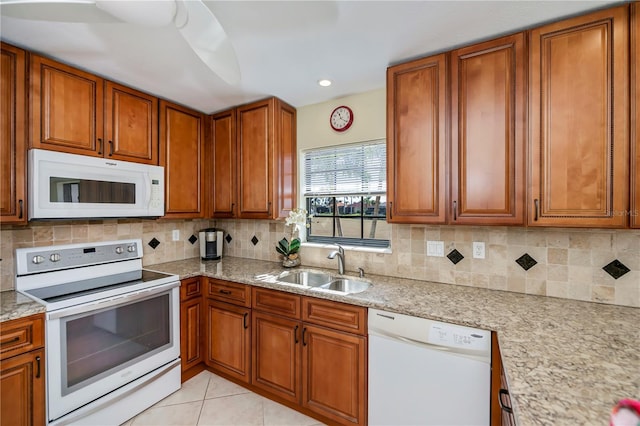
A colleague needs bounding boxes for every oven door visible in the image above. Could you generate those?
[46,281,180,422]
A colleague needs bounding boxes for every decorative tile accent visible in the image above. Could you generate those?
[225,234,232,244]
[447,249,464,265]
[188,235,198,245]
[148,237,160,250]
[251,235,259,246]
[602,259,630,280]
[516,253,537,271]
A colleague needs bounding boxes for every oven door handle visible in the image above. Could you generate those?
[47,281,180,320]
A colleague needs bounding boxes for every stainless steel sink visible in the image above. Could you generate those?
[277,271,332,287]
[319,279,370,294]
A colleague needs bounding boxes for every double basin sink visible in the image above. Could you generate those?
[262,270,370,295]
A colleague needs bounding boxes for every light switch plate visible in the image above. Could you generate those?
[427,241,444,257]
[172,230,180,241]
[472,242,485,259]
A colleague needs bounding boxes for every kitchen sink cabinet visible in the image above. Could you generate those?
[387,53,447,224]
[210,108,237,218]
[30,54,158,165]
[528,6,629,228]
[160,101,204,218]
[0,43,27,224]
[0,314,45,426]
[450,33,526,225]
[632,2,640,229]
[180,277,203,374]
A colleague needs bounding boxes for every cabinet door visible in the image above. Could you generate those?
[451,34,525,225]
[180,298,202,372]
[160,101,203,218]
[0,348,45,426]
[275,100,297,219]
[104,81,158,164]
[211,109,237,218]
[529,6,629,227]
[302,324,366,426]
[0,43,27,223]
[237,99,273,219]
[205,300,251,383]
[252,311,301,404]
[387,54,447,224]
[632,3,640,229]
[30,54,104,157]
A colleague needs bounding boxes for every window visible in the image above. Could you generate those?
[304,139,389,247]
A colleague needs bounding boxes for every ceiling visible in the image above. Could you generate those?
[0,0,622,114]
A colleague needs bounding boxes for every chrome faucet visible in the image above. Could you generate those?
[327,245,345,275]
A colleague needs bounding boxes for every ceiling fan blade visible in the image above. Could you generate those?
[94,0,176,27]
[176,0,240,85]
[0,0,118,23]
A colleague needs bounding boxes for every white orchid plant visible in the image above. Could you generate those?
[276,208,311,259]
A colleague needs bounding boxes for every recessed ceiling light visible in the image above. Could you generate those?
[318,79,332,87]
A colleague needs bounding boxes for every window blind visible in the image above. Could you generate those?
[303,139,386,197]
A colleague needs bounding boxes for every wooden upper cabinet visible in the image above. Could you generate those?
[105,82,158,164]
[30,54,104,157]
[529,6,629,227]
[387,53,447,224]
[632,3,640,229]
[211,109,237,218]
[236,97,296,219]
[450,33,526,225]
[160,100,204,218]
[0,43,27,223]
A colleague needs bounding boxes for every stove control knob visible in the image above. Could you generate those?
[32,255,44,264]
[115,246,124,254]
[49,253,61,262]
[127,245,136,253]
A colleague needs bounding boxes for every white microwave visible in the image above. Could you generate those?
[29,149,164,220]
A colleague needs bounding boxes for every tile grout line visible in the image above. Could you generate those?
[195,373,210,426]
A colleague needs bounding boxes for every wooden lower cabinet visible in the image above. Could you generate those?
[252,311,301,403]
[491,333,516,425]
[302,324,367,425]
[205,299,251,383]
[0,348,45,426]
[180,297,202,372]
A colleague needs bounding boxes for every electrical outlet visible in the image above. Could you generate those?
[472,242,485,259]
[172,230,180,241]
[427,241,444,257]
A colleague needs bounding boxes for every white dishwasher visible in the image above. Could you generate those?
[368,308,491,426]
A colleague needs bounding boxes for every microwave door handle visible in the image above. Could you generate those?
[143,173,152,208]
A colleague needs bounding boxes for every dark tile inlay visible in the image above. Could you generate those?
[602,259,630,280]
[148,237,160,250]
[225,234,232,244]
[447,249,464,265]
[188,234,198,245]
[516,253,537,271]
[251,235,259,246]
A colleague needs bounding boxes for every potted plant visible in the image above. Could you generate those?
[276,208,309,267]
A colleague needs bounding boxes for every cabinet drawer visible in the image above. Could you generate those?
[180,277,202,301]
[207,279,251,307]
[303,298,367,335]
[252,288,301,319]
[0,314,45,361]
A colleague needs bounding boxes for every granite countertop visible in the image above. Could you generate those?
[0,290,46,322]
[146,256,640,426]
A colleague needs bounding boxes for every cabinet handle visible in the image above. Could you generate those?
[35,355,41,378]
[389,201,393,220]
[219,289,232,295]
[267,202,272,216]
[243,312,249,329]
[294,325,299,344]
[302,327,307,346]
[97,138,103,155]
[1,335,20,346]
[108,140,114,156]
[534,199,539,221]
[18,199,23,219]
[231,203,235,213]
[498,389,513,414]
[453,200,457,221]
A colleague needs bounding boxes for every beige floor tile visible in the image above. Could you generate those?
[262,398,324,426]
[198,393,264,426]
[205,373,251,399]
[156,371,212,407]
[131,400,203,426]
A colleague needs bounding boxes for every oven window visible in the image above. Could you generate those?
[50,177,136,204]
[62,293,170,392]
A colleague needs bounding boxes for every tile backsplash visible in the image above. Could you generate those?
[2,218,638,308]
